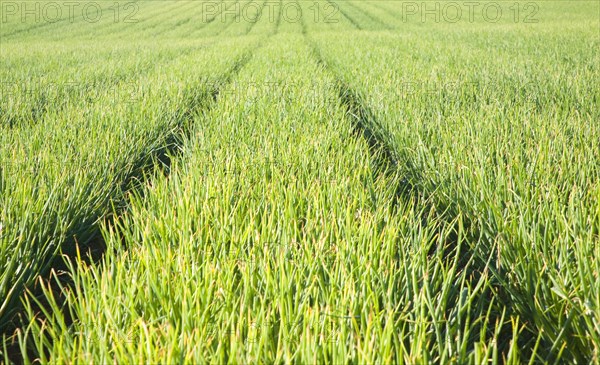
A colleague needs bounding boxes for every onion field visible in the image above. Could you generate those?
[1,0,599,363]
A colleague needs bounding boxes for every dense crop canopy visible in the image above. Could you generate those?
[1,0,598,363]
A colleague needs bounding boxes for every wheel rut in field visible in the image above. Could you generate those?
[215,0,248,36]
[272,0,283,35]
[341,1,391,30]
[2,41,263,363]
[1,18,68,39]
[0,45,201,337]
[244,0,268,35]
[190,0,234,36]
[0,104,48,129]
[326,0,362,30]
[305,37,526,359]
[0,47,202,130]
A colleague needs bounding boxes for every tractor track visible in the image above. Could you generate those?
[304,35,530,361]
[2,39,265,364]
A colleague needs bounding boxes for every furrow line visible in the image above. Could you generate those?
[1,41,264,362]
[326,0,362,30]
[305,36,523,359]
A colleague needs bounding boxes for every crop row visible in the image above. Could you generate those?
[309,7,600,361]
[7,29,510,363]
[0,37,259,336]
[1,0,598,362]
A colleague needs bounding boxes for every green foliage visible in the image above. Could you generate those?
[1,0,598,363]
